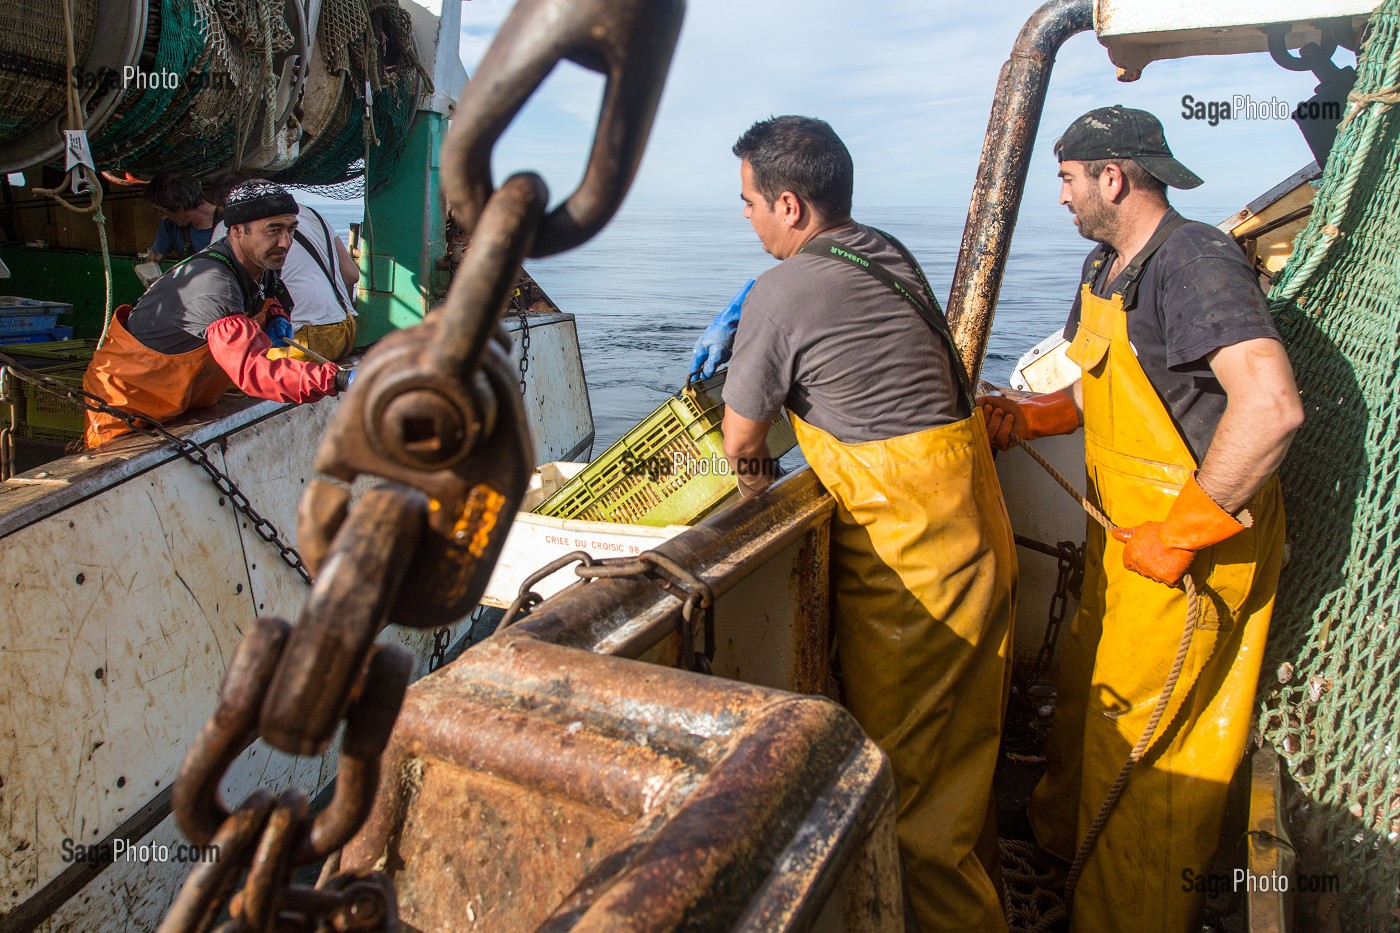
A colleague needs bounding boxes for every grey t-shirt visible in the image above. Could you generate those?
[1063,209,1281,462]
[126,239,286,354]
[724,223,963,443]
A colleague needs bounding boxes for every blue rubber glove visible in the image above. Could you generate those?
[265,315,295,348]
[335,368,355,393]
[689,278,756,380]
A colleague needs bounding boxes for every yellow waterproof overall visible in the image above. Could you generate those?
[1028,279,1285,933]
[265,314,357,363]
[792,410,1017,933]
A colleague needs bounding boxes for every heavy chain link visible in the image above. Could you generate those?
[0,357,312,584]
[428,627,452,672]
[164,0,685,928]
[512,297,531,396]
[1014,535,1084,689]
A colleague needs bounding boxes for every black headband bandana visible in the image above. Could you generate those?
[222,179,300,226]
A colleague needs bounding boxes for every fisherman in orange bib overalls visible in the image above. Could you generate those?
[979,106,1304,933]
[83,179,352,447]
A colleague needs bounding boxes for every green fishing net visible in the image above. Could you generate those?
[1261,1,1400,928]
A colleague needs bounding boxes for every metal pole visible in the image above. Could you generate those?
[945,0,1094,386]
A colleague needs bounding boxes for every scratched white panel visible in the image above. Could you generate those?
[38,738,343,933]
[220,396,341,623]
[4,308,592,925]
[2,399,469,929]
[503,313,595,463]
[0,454,253,916]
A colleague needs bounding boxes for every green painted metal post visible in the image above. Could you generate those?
[353,111,451,344]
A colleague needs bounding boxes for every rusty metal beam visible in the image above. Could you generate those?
[945,0,1094,386]
[511,467,833,659]
[343,635,901,931]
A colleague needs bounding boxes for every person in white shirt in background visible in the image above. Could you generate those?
[211,172,360,362]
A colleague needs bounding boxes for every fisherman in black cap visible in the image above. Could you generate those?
[978,107,1303,932]
[84,179,353,446]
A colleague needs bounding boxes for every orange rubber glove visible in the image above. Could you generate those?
[1111,476,1245,586]
[977,389,1081,451]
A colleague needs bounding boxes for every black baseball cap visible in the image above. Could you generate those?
[1055,105,1203,190]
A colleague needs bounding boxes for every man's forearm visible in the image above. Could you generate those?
[1196,404,1299,512]
[1197,339,1304,512]
[206,314,340,402]
[722,409,779,496]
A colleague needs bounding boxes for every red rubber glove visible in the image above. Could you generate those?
[206,314,339,403]
[977,389,1081,451]
[1111,476,1245,586]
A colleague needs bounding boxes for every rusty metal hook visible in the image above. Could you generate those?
[261,485,425,756]
[158,790,277,933]
[443,0,685,257]
[307,185,539,629]
[301,643,413,859]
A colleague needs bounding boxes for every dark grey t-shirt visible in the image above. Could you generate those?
[1063,209,1281,462]
[724,223,963,444]
[126,239,285,354]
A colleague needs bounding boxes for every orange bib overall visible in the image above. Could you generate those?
[82,304,257,447]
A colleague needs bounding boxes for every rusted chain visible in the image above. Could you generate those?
[577,551,715,673]
[0,354,314,582]
[504,549,716,672]
[166,490,417,931]
[501,550,597,627]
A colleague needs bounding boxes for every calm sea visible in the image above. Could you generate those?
[313,202,1229,451]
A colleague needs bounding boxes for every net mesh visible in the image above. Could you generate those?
[271,0,423,190]
[83,0,281,175]
[6,0,420,187]
[0,0,97,140]
[1259,2,1400,929]
[90,0,211,168]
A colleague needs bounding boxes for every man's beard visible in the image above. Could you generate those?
[1072,188,1117,244]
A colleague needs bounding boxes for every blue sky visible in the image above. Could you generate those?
[459,0,1341,218]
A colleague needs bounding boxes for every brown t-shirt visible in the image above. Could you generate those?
[724,223,963,443]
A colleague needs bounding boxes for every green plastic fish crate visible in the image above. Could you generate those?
[0,339,98,363]
[533,371,798,527]
[0,363,86,440]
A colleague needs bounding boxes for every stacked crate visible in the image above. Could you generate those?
[0,296,75,344]
[0,339,97,443]
[533,371,798,527]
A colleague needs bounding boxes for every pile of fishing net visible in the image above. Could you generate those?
[0,0,425,192]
